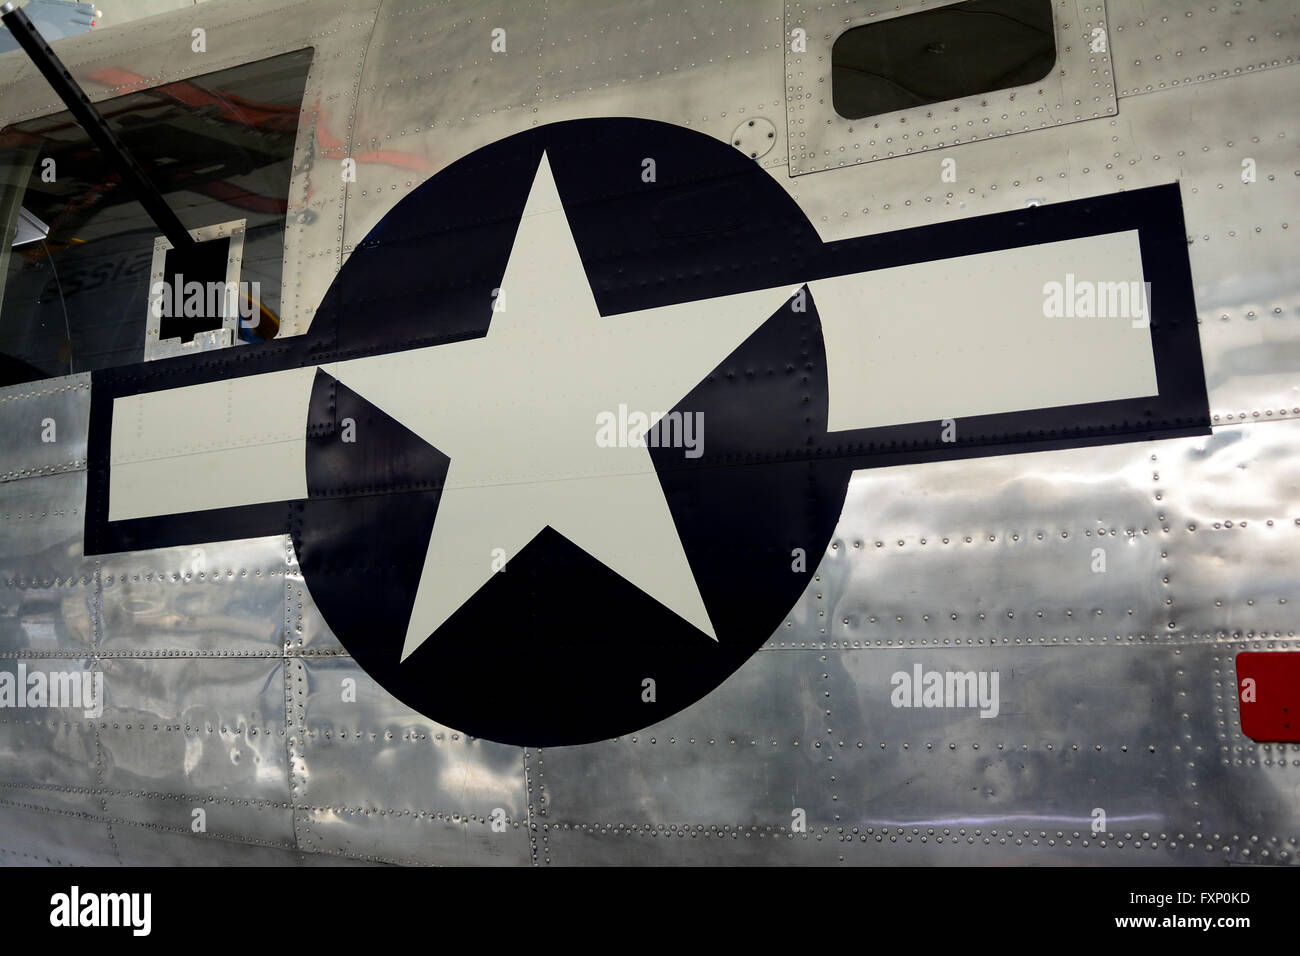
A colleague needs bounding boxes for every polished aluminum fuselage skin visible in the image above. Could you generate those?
[0,0,1295,865]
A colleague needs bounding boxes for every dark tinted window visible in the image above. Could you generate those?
[831,0,1056,120]
[0,48,313,384]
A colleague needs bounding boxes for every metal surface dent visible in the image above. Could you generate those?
[0,469,96,657]
[290,649,531,864]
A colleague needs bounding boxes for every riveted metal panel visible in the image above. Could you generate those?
[539,638,1291,866]
[1209,645,1300,864]
[358,0,546,124]
[0,471,96,655]
[94,658,291,837]
[781,441,1169,648]
[96,790,295,848]
[296,805,526,866]
[0,658,100,799]
[1108,0,1299,98]
[0,470,91,580]
[823,645,1189,851]
[0,375,90,483]
[531,0,788,170]
[0,577,96,657]
[780,55,1298,243]
[279,0,385,336]
[338,0,790,251]
[538,815,1201,865]
[540,821,847,866]
[335,0,549,258]
[0,801,119,866]
[795,641,1293,865]
[286,537,344,654]
[0,781,105,820]
[293,656,530,865]
[98,536,288,655]
[536,0,783,102]
[784,0,1116,176]
[1153,421,1300,640]
[111,825,358,866]
[535,649,830,829]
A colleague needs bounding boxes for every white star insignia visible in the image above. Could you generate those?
[322,153,796,661]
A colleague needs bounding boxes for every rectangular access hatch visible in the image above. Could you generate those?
[1236,652,1300,743]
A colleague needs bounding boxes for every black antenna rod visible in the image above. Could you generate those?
[1,0,196,249]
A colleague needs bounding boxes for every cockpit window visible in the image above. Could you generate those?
[831,0,1056,121]
[0,47,313,385]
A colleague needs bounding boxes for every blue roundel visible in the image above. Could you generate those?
[292,118,851,746]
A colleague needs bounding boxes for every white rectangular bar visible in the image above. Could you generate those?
[810,230,1157,433]
[107,231,1157,522]
[108,366,317,521]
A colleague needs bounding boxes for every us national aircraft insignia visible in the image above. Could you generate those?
[86,118,1208,746]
